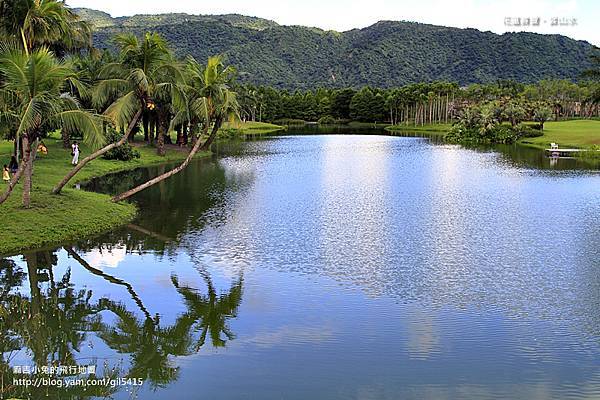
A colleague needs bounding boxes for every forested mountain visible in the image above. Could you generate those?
[75,8,594,89]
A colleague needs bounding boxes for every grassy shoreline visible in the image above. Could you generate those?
[1,121,285,256]
[386,120,600,150]
[0,135,210,256]
[516,120,600,150]
[222,121,286,136]
[2,119,594,256]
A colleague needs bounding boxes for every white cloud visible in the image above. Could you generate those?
[85,246,127,269]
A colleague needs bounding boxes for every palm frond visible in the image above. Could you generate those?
[104,90,140,127]
[57,109,104,148]
[93,78,131,110]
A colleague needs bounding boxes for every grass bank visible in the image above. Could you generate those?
[222,121,285,136]
[0,134,209,256]
[517,120,600,150]
[386,120,600,149]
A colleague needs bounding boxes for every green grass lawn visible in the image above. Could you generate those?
[0,133,209,256]
[518,120,600,149]
[222,121,285,135]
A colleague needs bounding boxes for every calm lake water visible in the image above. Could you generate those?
[2,130,600,399]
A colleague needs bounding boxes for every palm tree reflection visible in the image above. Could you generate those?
[0,248,244,398]
[171,269,243,351]
[0,252,118,399]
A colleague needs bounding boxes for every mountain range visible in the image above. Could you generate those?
[75,8,595,89]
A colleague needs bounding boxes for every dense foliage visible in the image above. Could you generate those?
[76,8,595,89]
[445,100,548,144]
[234,80,600,125]
[102,127,141,161]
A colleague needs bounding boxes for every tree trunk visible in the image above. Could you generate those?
[0,149,27,206]
[156,113,166,156]
[200,117,223,152]
[176,125,183,146]
[61,129,71,149]
[143,112,149,142]
[22,136,35,208]
[52,109,142,195]
[112,119,220,203]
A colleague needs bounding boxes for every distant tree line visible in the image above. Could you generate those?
[235,79,600,125]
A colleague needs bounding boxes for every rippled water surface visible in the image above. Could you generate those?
[2,133,600,399]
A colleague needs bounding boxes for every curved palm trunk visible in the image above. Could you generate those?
[200,117,223,152]
[112,119,221,203]
[64,246,154,321]
[52,109,142,195]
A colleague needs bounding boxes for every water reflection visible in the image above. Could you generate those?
[0,247,244,399]
[2,132,600,399]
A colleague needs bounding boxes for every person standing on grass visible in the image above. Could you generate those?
[71,141,80,165]
[2,164,9,183]
[8,156,18,176]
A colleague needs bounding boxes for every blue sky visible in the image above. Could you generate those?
[67,0,599,45]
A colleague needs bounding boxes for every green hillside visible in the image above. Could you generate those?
[76,8,594,89]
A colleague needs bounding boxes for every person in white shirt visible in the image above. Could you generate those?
[71,142,80,165]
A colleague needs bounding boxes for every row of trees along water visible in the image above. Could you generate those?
[235,79,600,125]
[0,0,239,208]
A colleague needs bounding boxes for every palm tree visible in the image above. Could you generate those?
[0,0,91,55]
[533,103,553,130]
[503,100,526,127]
[51,32,184,195]
[0,44,102,207]
[110,55,238,203]
[60,50,116,149]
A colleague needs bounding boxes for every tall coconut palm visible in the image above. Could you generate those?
[0,45,102,207]
[110,55,238,203]
[59,50,115,149]
[51,32,184,195]
[0,0,91,55]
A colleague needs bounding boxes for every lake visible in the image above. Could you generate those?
[2,130,599,399]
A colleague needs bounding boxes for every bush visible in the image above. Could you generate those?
[516,123,543,138]
[445,122,520,144]
[217,127,238,139]
[490,125,519,144]
[102,128,141,161]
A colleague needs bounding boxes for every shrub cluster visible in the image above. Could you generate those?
[102,128,141,161]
